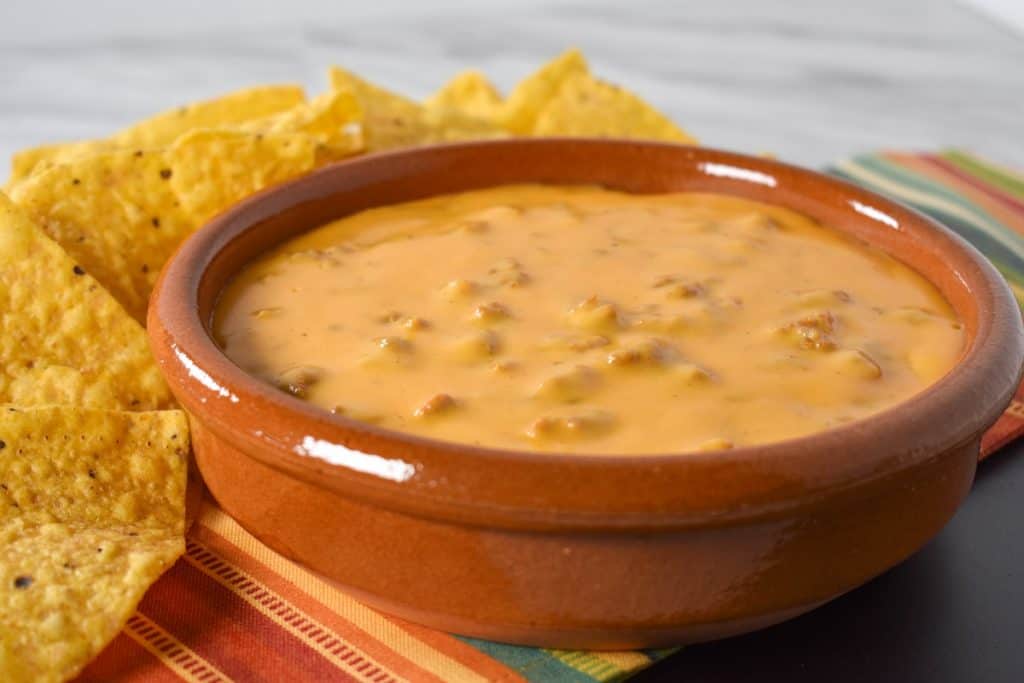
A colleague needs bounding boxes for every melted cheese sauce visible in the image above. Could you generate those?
[215,185,964,454]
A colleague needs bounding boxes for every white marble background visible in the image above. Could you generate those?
[1,0,1022,172]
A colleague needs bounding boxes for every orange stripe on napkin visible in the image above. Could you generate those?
[123,614,231,683]
[78,632,189,683]
[140,551,364,682]
[194,502,524,683]
[981,382,1024,458]
[882,152,1024,238]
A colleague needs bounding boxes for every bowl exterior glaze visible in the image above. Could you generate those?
[149,140,1023,648]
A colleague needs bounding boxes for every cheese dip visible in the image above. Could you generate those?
[214,185,964,454]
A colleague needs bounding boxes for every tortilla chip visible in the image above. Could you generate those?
[7,85,306,188]
[0,525,181,683]
[11,121,351,320]
[422,107,509,143]
[329,67,506,149]
[500,48,590,134]
[0,406,188,683]
[425,70,504,122]
[243,89,365,164]
[9,150,193,322]
[111,84,306,149]
[168,129,319,222]
[7,141,110,192]
[0,193,172,409]
[0,407,187,530]
[532,71,696,142]
[328,66,436,150]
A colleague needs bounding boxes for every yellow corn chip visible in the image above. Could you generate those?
[328,66,436,150]
[7,141,110,192]
[0,407,187,530]
[168,129,319,223]
[0,406,188,683]
[111,84,306,148]
[329,67,506,149]
[12,124,346,320]
[425,70,504,122]
[10,150,193,322]
[7,85,306,188]
[422,107,509,143]
[243,89,364,164]
[500,48,590,134]
[0,193,172,409]
[532,71,697,142]
[0,525,181,682]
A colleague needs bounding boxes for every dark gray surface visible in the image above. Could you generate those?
[638,443,1024,683]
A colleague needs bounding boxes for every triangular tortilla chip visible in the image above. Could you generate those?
[499,48,590,134]
[532,71,697,142]
[168,129,319,223]
[7,85,306,188]
[0,193,172,408]
[0,406,188,683]
[11,125,347,321]
[328,66,436,151]
[242,89,365,164]
[422,107,509,144]
[6,141,110,193]
[9,150,194,322]
[111,84,306,148]
[329,67,505,150]
[425,70,505,122]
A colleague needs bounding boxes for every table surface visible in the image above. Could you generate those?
[2,0,1023,170]
[3,1,1022,680]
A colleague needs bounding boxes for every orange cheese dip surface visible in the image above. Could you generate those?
[214,185,964,454]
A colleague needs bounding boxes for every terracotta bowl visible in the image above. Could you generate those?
[148,139,1024,649]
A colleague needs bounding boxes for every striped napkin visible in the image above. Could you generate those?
[76,150,1024,683]
[830,151,1024,458]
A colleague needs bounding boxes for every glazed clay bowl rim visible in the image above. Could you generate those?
[149,139,1023,532]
